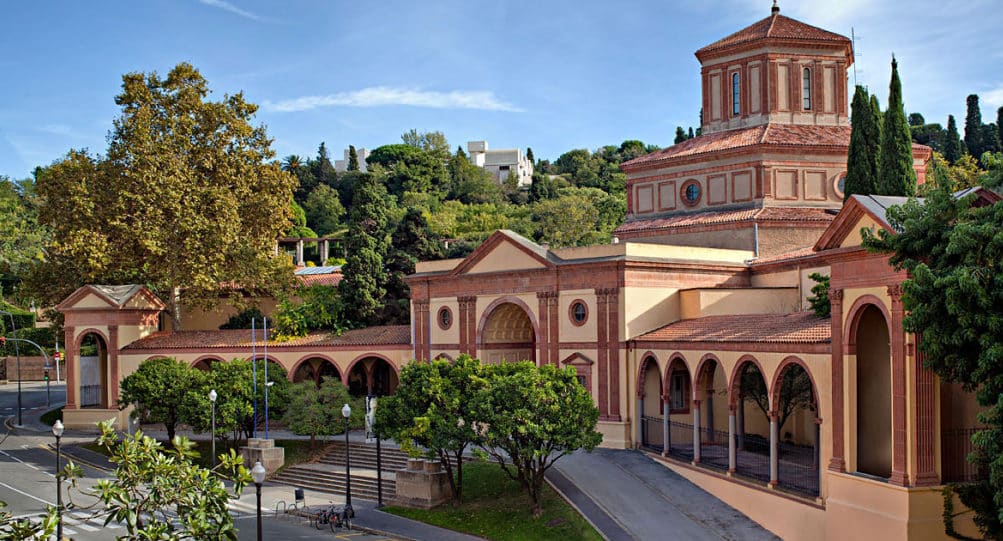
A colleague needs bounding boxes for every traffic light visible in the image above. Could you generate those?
[44,370,49,382]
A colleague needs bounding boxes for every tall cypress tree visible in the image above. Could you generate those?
[998,107,1003,155]
[339,173,392,325]
[877,57,916,196]
[526,147,534,164]
[944,115,963,164]
[964,94,983,158]
[348,145,359,171]
[844,86,881,200]
[674,127,687,144]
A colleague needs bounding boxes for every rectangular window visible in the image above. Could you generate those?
[670,372,687,410]
[732,72,741,116]
[803,68,812,110]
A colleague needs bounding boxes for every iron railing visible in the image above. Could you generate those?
[640,415,664,452]
[733,433,771,483]
[777,440,820,497]
[80,384,102,407]
[699,427,731,472]
[942,428,986,483]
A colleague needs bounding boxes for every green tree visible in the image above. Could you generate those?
[302,184,345,236]
[447,151,504,204]
[844,86,881,200]
[384,208,445,322]
[74,420,250,540]
[526,147,534,165]
[474,361,602,516]
[997,107,1003,155]
[283,379,362,448]
[863,184,1003,537]
[944,115,963,164]
[286,200,317,239]
[119,357,205,443]
[377,356,486,504]
[674,126,688,144]
[806,273,830,318]
[908,113,925,127]
[30,63,296,329]
[0,176,46,279]
[313,142,338,189]
[368,143,449,197]
[964,94,984,158]
[877,57,916,196]
[339,173,393,325]
[0,501,57,539]
[348,145,360,171]
[401,129,450,162]
[273,285,348,338]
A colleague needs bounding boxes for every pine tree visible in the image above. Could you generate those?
[339,173,392,325]
[456,145,467,159]
[876,57,916,196]
[313,142,337,188]
[688,127,695,139]
[844,86,881,200]
[348,145,359,171]
[526,147,534,164]
[674,127,687,144]
[964,94,983,158]
[943,115,962,164]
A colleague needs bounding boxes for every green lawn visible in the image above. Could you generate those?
[81,438,321,472]
[384,461,602,541]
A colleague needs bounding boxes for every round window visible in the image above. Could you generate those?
[570,300,588,326]
[681,180,702,207]
[834,173,847,198]
[437,307,452,330]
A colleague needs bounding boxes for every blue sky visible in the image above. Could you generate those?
[2,0,1002,179]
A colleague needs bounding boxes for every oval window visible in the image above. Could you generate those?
[437,307,452,330]
[570,300,588,326]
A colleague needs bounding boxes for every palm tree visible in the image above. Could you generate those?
[282,154,303,172]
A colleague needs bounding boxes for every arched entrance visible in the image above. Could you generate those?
[772,360,820,497]
[664,356,692,460]
[855,304,891,478]
[192,357,221,371]
[347,357,399,397]
[696,358,729,471]
[479,301,536,364]
[638,355,663,451]
[293,358,342,387]
[78,332,108,408]
[733,360,771,483]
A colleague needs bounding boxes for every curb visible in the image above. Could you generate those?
[47,443,113,473]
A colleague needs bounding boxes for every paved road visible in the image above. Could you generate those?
[0,380,64,424]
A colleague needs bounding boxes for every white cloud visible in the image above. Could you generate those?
[981,84,1003,109]
[262,87,524,113]
[196,0,271,22]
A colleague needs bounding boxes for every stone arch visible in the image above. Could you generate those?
[769,356,823,496]
[728,354,769,408]
[345,353,400,397]
[663,353,691,412]
[75,329,110,409]
[434,353,453,361]
[638,353,664,449]
[290,355,342,387]
[844,294,891,353]
[850,302,892,479]
[694,353,721,401]
[769,356,820,421]
[476,296,539,364]
[191,355,223,371]
[636,352,659,398]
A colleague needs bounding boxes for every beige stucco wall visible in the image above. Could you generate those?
[624,286,680,339]
[679,287,799,319]
[467,242,545,274]
[559,290,598,343]
[176,297,279,332]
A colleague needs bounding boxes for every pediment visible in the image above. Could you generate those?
[814,197,893,251]
[562,352,594,366]
[57,284,166,312]
[451,230,557,276]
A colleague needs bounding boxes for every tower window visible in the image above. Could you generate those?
[732,72,740,116]
[803,68,812,110]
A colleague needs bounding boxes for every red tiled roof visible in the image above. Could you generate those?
[615,206,834,234]
[622,125,852,170]
[123,325,411,350]
[748,246,817,266]
[696,13,850,58]
[297,272,343,287]
[635,311,830,344]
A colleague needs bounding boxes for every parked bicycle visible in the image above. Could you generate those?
[311,503,352,531]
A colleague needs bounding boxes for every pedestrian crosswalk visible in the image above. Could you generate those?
[61,510,122,536]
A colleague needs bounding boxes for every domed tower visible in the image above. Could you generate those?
[618,3,929,258]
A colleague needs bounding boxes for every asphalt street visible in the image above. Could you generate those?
[0,381,396,540]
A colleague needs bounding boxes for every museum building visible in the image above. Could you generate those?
[55,6,987,540]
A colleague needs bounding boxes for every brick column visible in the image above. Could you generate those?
[914,335,939,486]
[595,289,609,419]
[413,300,430,361]
[828,288,846,472]
[108,325,119,405]
[64,326,76,409]
[466,296,477,357]
[888,285,910,486]
[536,292,553,366]
[607,288,621,420]
[548,295,559,367]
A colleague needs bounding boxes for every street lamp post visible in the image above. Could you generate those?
[209,389,217,470]
[341,403,353,516]
[53,420,64,540]
[251,461,266,541]
[0,310,24,427]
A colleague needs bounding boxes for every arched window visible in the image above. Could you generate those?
[803,68,812,110]
[732,73,741,115]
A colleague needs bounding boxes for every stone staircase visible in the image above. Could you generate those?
[270,441,459,502]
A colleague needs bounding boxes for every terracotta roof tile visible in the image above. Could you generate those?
[297,273,343,287]
[622,125,852,170]
[635,311,830,344]
[123,325,411,350]
[696,13,850,58]
[615,207,834,235]
[748,246,817,265]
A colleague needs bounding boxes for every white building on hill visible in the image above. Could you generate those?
[467,141,533,187]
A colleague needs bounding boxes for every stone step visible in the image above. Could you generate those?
[271,467,396,501]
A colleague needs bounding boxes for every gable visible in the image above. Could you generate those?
[71,292,117,309]
[839,214,881,248]
[465,241,547,274]
[125,290,166,311]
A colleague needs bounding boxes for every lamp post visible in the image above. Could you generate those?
[342,403,353,516]
[208,389,217,470]
[251,461,266,541]
[0,310,23,427]
[53,420,64,540]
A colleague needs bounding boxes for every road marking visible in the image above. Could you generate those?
[0,448,51,476]
[0,480,54,506]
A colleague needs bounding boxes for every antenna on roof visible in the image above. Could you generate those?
[771,0,779,14]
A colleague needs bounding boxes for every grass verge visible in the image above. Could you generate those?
[384,461,602,541]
